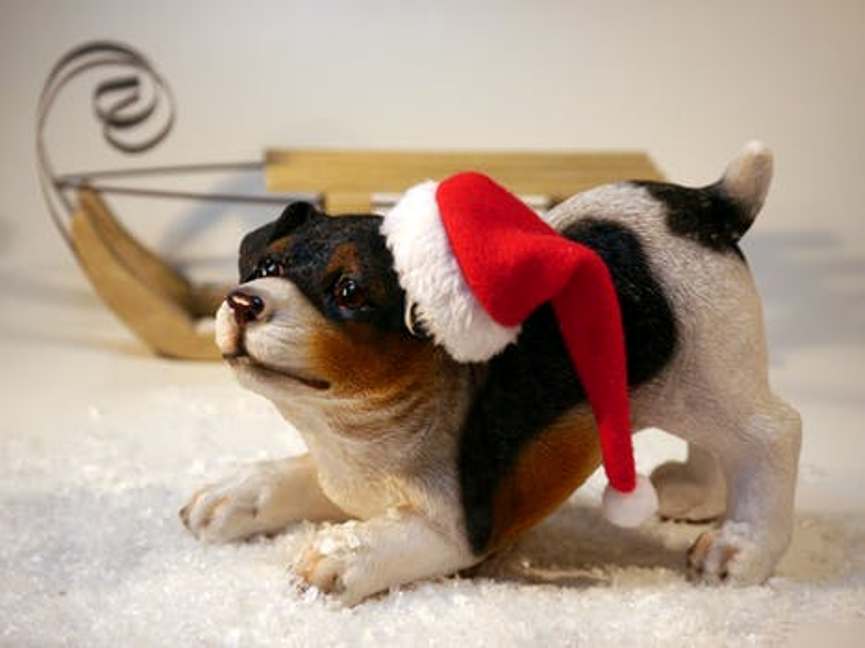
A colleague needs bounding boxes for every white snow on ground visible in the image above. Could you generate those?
[1,242,864,647]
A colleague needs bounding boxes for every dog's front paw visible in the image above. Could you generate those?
[180,465,282,543]
[292,522,382,606]
[687,522,780,585]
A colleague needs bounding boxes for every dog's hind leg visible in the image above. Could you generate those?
[651,442,727,523]
[686,394,802,584]
[180,454,349,543]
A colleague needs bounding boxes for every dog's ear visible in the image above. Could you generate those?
[238,202,320,280]
[269,201,320,241]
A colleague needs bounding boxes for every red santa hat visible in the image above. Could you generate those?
[381,172,657,527]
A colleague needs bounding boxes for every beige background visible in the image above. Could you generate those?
[2,1,864,245]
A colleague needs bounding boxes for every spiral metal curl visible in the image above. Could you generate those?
[36,41,177,247]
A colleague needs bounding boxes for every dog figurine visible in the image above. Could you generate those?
[180,142,801,605]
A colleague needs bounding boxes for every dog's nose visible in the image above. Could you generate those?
[226,290,265,325]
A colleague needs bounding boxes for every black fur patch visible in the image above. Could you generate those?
[632,181,750,259]
[458,219,678,554]
[238,205,407,331]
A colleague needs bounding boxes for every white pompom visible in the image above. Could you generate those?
[602,474,658,527]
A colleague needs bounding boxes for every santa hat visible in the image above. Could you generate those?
[381,172,657,527]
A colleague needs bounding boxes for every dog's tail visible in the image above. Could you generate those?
[712,140,774,241]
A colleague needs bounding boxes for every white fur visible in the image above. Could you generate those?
[293,510,476,606]
[181,455,349,542]
[380,180,521,362]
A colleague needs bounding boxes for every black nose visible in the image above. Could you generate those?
[227,290,265,325]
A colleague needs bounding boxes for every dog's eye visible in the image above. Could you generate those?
[253,256,284,279]
[333,277,366,310]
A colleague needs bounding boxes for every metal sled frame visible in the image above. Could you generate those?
[38,41,662,361]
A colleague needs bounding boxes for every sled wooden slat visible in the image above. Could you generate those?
[265,149,664,214]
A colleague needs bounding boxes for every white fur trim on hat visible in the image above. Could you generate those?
[602,474,658,527]
[380,181,521,363]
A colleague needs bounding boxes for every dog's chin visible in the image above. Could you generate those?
[224,353,331,393]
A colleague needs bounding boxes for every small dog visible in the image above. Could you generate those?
[181,142,801,605]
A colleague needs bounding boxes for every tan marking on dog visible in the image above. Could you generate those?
[687,532,741,581]
[687,531,715,576]
[310,324,441,399]
[359,360,455,418]
[325,242,362,276]
[326,241,392,306]
[295,545,324,582]
[488,408,602,551]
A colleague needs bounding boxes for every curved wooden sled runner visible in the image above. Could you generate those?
[71,188,225,359]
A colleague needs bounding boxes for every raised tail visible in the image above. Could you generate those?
[634,141,774,252]
[714,140,774,237]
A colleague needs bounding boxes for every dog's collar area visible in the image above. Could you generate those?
[223,352,331,391]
